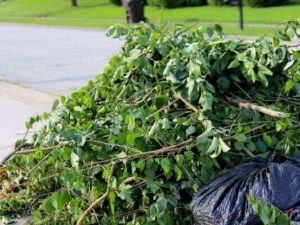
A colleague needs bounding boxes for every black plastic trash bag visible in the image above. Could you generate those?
[191,155,300,225]
[289,207,300,222]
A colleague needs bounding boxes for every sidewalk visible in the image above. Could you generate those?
[0,81,55,163]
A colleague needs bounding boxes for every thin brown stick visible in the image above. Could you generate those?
[76,162,115,225]
[177,95,199,112]
[146,98,179,120]
[234,82,251,99]
[243,148,255,158]
[226,97,287,118]
[15,144,61,155]
[89,138,195,167]
[28,151,53,175]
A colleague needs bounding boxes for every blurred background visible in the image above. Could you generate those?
[0,0,300,36]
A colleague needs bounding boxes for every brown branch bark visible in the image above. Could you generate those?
[226,97,287,118]
[177,95,199,112]
[90,138,195,167]
[243,148,255,158]
[146,99,179,120]
[15,145,61,155]
[76,162,115,225]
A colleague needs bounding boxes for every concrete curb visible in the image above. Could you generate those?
[0,81,55,163]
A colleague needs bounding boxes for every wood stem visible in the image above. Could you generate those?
[76,162,115,225]
[88,138,195,167]
[177,95,199,112]
[226,97,287,118]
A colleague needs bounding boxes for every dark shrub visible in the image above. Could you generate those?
[111,0,122,6]
[186,0,207,6]
[245,0,289,7]
[148,0,206,8]
[147,0,185,8]
[206,0,225,6]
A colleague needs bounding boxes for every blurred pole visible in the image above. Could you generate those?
[238,0,244,30]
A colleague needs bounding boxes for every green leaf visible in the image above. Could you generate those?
[186,125,196,136]
[285,80,295,93]
[196,137,213,154]
[263,134,273,147]
[207,137,218,154]
[42,198,55,215]
[109,192,116,215]
[33,211,42,222]
[210,146,222,158]
[248,196,290,225]
[125,114,135,131]
[149,204,157,221]
[234,141,244,150]
[293,50,300,60]
[197,128,213,140]
[188,59,201,76]
[273,37,280,47]
[83,95,94,108]
[218,138,230,153]
[199,91,213,111]
[217,77,230,90]
[161,158,171,174]
[52,99,59,111]
[155,94,169,109]
[228,59,240,69]
[90,184,102,201]
[126,132,136,146]
[174,165,183,181]
[275,214,290,225]
[117,183,133,205]
[71,152,80,169]
[52,190,71,210]
[1,216,13,225]
[236,134,247,143]
[259,204,271,224]
[156,196,168,218]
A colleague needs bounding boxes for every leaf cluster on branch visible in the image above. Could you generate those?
[0,21,300,224]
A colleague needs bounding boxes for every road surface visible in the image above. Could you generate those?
[0,24,122,95]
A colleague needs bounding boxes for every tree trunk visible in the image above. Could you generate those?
[71,0,77,7]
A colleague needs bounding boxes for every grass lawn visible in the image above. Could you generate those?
[0,0,299,36]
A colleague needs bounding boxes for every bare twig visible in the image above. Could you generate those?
[146,98,179,120]
[234,82,251,99]
[226,97,287,118]
[243,148,255,158]
[76,162,115,225]
[90,138,195,167]
[28,151,53,175]
[177,95,199,112]
[15,144,61,155]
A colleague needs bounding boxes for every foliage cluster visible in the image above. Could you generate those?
[147,0,206,8]
[0,21,300,224]
[248,196,291,225]
[206,0,225,6]
[110,0,122,6]
[146,0,290,7]
[245,0,289,7]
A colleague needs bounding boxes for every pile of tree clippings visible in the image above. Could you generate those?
[0,21,300,225]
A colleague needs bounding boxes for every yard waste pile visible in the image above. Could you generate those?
[0,21,300,224]
[191,155,300,225]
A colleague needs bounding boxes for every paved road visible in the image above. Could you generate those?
[0,24,122,95]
